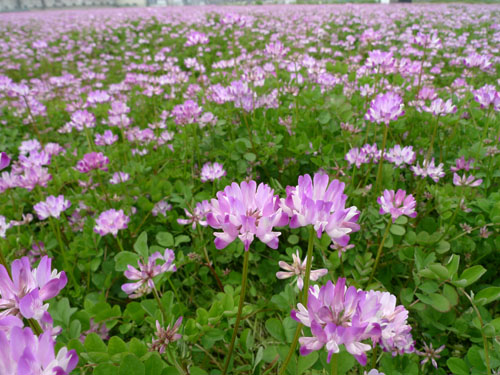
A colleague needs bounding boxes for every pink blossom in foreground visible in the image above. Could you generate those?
[206,180,288,251]
[452,173,482,187]
[33,195,71,220]
[93,209,130,237]
[276,250,328,290]
[151,317,182,354]
[121,249,176,298]
[0,256,67,320]
[377,189,417,222]
[0,316,78,375]
[282,173,360,246]
[365,92,405,126]
[200,162,226,182]
[292,278,413,365]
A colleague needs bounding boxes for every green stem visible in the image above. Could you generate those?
[460,288,491,375]
[152,285,167,325]
[51,218,77,287]
[330,353,338,375]
[116,235,125,252]
[426,116,439,161]
[222,250,250,375]
[301,226,316,305]
[278,227,316,375]
[375,125,389,194]
[368,220,392,285]
[371,345,378,369]
[167,346,187,375]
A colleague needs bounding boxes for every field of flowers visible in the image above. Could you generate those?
[0,3,499,375]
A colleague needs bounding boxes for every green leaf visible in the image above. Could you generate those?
[318,111,331,125]
[108,336,128,355]
[244,152,256,162]
[467,346,486,370]
[474,287,500,306]
[84,333,108,353]
[156,232,174,247]
[437,240,451,254]
[297,351,318,374]
[174,235,191,246]
[144,353,166,375]
[337,350,356,374]
[453,265,486,287]
[390,224,406,236]
[428,264,449,280]
[119,354,145,375]
[114,252,140,272]
[287,235,299,245]
[443,284,459,306]
[282,317,298,344]
[95,363,119,375]
[133,232,148,259]
[189,367,208,375]
[239,328,253,352]
[446,254,460,278]
[129,338,148,358]
[447,358,469,375]
[265,318,285,341]
[416,293,451,312]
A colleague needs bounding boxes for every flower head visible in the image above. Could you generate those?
[177,200,211,229]
[377,189,417,222]
[206,180,288,251]
[416,341,445,368]
[76,152,109,173]
[0,152,10,171]
[276,250,328,290]
[453,173,482,187]
[365,92,405,126]
[33,195,71,220]
[94,209,130,237]
[0,256,67,320]
[282,173,360,246]
[151,317,182,354]
[200,162,226,182]
[121,249,176,298]
[411,158,445,182]
[384,145,416,167]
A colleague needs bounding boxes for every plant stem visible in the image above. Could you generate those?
[278,226,316,375]
[167,346,186,375]
[371,345,378,369]
[426,116,439,161]
[196,226,224,291]
[368,219,392,285]
[375,125,389,194]
[460,288,491,375]
[222,249,250,375]
[152,285,167,324]
[116,235,125,252]
[330,353,338,375]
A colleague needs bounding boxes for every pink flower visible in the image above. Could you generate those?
[0,256,67,320]
[0,319,78,375]
[282,173,360,247]
[276,250,328,290]
[206,181,288,251]
[422,98,457,116]
[384,145,416,167]
[109,172,130,185]
[95,130,118,146]
[177,200,211,229]
[377,189,417,222]
[452,173,482,187]
[200,162,226,182]
[121,249,176,298]
[185,31,209,47]
[151,317,182,354]
[411,158,445,182]
[172,100,202,126]
[76,152,109,173]
[365,92,405,126]
[94,209,129,237]
[33,195,71,220]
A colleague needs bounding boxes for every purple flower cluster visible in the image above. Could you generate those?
[33,195,71,220]
[200,162,226,182]
[292,278,414,365]
[0,256,67,321]
[377,189,417,222]
[94,209,130,237]
[207,181,288,251]
[76,152,109,173]
[365,92,405,126]
[122,249,176,298]
[282,173,360,246]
